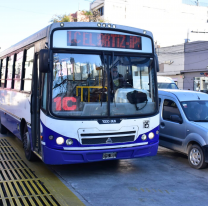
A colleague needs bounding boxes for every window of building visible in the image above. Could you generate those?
[98,6,104,16]
[14,51,23,90]
[194,77,208,93]
[6,55,14,89]
[1,58,7,88]
[163,99,181,121]
[23,47,34,92]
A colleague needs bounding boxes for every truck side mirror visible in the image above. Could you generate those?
[155,54,159,72]
[39,49,50,73]
[170,115,183,124]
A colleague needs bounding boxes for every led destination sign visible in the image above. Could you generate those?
[67,31,142,50]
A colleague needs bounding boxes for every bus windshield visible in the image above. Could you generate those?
[52,53,157,117]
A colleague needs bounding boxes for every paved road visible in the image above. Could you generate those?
[48,146,208,206]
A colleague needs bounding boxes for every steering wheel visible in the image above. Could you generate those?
[124,83,132,88]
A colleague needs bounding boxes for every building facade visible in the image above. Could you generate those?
[90,0,208,47]
[157,44,184,89]
[70,11,90,22]
[183,41,208,92]
[157,41,208,92]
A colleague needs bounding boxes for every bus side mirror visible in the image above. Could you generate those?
[155,54,159,72]
[39,49,50,73]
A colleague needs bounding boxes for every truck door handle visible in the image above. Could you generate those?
[160,122,165,127]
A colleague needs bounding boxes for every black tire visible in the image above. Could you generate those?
[188,144,207,169]
[0,118,7,134]
[23,124,37,161]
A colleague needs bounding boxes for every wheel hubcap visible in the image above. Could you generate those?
[190,148,201,166]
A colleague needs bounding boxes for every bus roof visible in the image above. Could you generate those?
[0,22,153,58]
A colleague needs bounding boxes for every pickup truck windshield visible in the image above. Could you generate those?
[181,101,208,121]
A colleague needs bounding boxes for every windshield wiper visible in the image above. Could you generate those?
[193,120,208,122]
[53,79,67,89]
[101,52,105,107]
[111,52,116,107]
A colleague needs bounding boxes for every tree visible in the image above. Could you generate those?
[91,10,101,22]
[83,10,105,22]
[50,14,70,23]
[50,9,107,23]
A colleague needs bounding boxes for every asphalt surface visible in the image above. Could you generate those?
[49,146,208,206]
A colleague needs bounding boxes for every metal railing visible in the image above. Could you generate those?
[76,86,107,102]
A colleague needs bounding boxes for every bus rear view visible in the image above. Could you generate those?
[0,22,160,165]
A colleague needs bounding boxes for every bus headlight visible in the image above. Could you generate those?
[56,137,64,145]
[66,139,73,145]
[148,132,154,139]
[141,134,147,141]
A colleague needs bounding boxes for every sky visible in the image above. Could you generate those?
[1,0,208,51]
[0,0,91,51]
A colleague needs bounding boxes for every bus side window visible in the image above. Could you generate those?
[14,51,23,90]
[6,55,14,89]
[42,74,47,110]
[1,58,7,88]
[23,47,34,92]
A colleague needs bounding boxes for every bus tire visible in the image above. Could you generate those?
[188,144,207,169]
[23,124,37,161]
[0,119,7,134]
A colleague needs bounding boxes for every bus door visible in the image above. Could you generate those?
[31,53,41,156]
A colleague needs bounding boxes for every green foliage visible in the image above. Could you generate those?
[61,15,70,22]
[50,14,70,23]
[50,9,108,23]
[82,10,93,17]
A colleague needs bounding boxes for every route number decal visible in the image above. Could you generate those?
[53,97,77,111]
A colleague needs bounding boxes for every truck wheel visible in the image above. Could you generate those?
[0,118,7,134]
[188,144,207,169]
[23,124,37,161]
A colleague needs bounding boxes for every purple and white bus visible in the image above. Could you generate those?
[0,22,159,164]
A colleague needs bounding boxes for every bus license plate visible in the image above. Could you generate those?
[103,152,117,159]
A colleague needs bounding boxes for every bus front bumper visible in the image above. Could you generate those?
[41,141,159,165]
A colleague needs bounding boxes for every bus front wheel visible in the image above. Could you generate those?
[23,125,37,161]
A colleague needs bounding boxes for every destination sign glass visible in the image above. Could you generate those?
[67,31,142,50]
[53,30,152,53]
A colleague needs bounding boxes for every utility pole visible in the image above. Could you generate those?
[195,0,199,6]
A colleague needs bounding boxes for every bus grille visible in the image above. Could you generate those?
[82,136,135,145]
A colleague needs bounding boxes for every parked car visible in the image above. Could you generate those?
[158,89,208,169]
[157,76,178,89]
